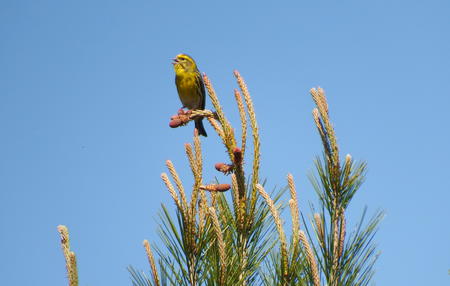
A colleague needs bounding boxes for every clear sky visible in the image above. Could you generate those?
[1,0,449,285]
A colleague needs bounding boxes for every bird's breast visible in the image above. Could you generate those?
[176,74,200,109]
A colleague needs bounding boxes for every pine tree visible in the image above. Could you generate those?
[58,71,383,286]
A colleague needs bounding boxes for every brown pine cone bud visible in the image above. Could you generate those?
[199,184,231,192]
[169,117,184,128]
[169,113,191,128]
[233,147,242,165]
[215,163,234,174]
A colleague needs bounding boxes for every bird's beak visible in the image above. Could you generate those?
[172,58,178,65]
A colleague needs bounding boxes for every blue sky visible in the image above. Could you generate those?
[1,0,449,285]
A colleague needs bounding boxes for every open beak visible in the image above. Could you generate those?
[172,57,178,65]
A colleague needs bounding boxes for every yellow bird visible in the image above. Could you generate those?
[172,54,207,137]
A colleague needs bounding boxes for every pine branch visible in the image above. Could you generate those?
[57,225,79,286]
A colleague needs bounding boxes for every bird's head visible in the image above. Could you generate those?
[172,54,197,74]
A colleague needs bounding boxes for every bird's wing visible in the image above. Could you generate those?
[197,73,206,110]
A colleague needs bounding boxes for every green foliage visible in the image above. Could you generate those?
[154,183,285,285]
[302,154,384,286]
[128,266,153,286]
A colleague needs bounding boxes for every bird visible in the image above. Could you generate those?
[172,54,207,137]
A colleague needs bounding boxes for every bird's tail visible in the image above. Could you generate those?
[195,118,208,137]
